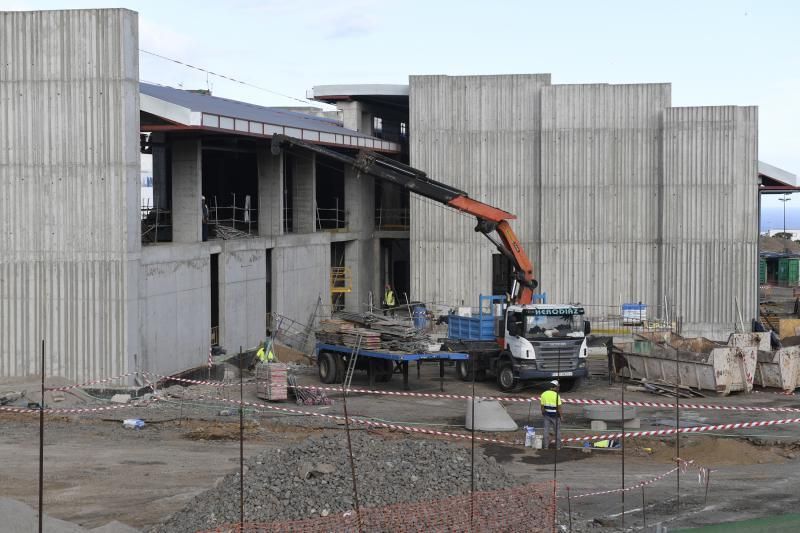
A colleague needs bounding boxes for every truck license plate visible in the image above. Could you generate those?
[554,371,573,377]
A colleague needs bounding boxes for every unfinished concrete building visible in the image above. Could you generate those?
[1,9,406,381]
[0,7,775,383]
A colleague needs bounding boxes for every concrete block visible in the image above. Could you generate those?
[110,394,131,404]
[623,417,641,429]
[590,420,608,431]
[465,399,518,432]
[583,404,638,421]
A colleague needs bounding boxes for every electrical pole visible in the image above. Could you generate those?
[779,193,791,237]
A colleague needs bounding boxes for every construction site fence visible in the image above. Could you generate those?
[201,482,555,533]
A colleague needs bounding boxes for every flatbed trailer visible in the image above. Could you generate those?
[315,342,468,391]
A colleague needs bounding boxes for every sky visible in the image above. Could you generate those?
[3,0,799,225]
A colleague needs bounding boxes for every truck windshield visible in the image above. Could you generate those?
[524,314,582,339]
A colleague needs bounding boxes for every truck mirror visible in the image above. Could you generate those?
[584,320,591,335]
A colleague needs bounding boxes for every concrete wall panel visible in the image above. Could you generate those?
[409,74,551,307]
[220,247,267,350]
[0,9,140,380]
[272,243,328,328]
[139,247,210,375]
[540,83,671,308]
[662,106,758,338]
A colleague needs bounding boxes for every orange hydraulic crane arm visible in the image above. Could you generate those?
[270,134,538,304]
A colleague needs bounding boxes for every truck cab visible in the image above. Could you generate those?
[446,297,590,392]
[500,304,590,391]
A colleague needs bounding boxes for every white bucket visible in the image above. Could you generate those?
[532,435,543,449]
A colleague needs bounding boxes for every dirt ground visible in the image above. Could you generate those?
[2,363,800,531]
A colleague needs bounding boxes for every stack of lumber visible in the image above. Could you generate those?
[316,311,439,353]
[255,363,288,401]
[340,328,382,349]
[317,319,353,344]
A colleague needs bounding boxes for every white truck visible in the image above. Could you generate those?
[444,296,591,392]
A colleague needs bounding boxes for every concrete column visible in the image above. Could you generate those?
[292,152,316,234]
[344,166,374,235]
[151,132,168,210]
[339,101,364,132]
[171,139,202,243]
[257,147,283,236]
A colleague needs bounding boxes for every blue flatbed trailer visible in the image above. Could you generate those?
[315,342,468,391]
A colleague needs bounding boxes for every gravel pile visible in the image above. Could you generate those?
[150,432,517,532]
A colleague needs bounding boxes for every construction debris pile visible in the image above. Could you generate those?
[317,311,440,353]
[288,375,332,405]
[149,433,515,533]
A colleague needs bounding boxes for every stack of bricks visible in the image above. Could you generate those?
[256,363,288,401]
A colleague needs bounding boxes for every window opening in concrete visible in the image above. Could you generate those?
[380,238,410,303]
[330,242,349,311]
[373,116,383,138]
[202,139,258,239]
[283,153,295,233]
[316,159,346,231]
[210,253,220,346]
[140,133,173,243]
[375,181,410,230]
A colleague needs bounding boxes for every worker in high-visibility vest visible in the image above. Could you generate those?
[256,341,275,364]
[383,283,396,315]
[540,380,563,449]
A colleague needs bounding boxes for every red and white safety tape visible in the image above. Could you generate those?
[0,399,158,415]
[570,460,694,499]
[563,416,800,443]
[195,395,521,446]
[47,372,141,392]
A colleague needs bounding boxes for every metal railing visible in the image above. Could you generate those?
[209,193,257,239]
[375,207,410,231]
[316,199,347,231]
[141,204,172,244]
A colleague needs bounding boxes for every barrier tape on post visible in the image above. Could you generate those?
[569,459,709,500]
[40,372,800,415]
[563,417,800,443]
[47,372,141,392]
[0,399,159,415]
[194,394,522,447]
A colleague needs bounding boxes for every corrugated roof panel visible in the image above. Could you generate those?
[140,82,373,138]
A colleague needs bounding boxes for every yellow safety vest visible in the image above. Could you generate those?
[385,290,396,306]
[540,390,562,416]
[257,347,275,363]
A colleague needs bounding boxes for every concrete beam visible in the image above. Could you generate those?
[171,139,202,243]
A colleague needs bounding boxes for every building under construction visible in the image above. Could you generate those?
[1,8,796,381]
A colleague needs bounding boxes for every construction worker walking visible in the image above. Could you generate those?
[540,380,563,449]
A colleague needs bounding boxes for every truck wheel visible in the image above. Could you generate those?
[318,352,338,384]
[334,354,345,384]
[559,377,583,392]
[497,362,519,392]
[375,360,393,382]
[457,360,486,382]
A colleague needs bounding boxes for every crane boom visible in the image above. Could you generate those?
[271,134,538,303]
